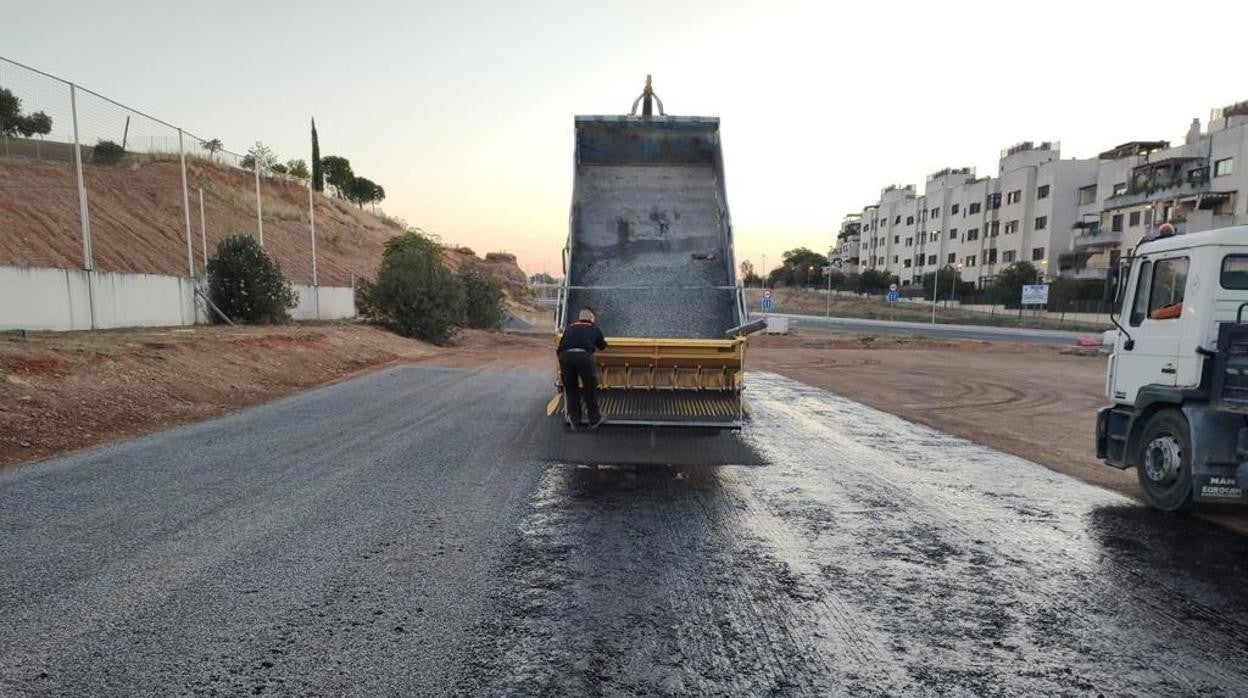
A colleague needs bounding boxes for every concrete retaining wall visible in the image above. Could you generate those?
[290,284,356,321]
[1,265,355,332]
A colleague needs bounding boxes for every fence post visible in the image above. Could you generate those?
[178,129,194,278]
[254,161,264,246]
[69,82,96,330]
[308,181,319,319]
[199,186,208,271]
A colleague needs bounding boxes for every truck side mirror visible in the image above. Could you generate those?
[1102,266,1119,304]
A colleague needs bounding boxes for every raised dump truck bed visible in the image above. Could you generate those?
[550,88,750,429]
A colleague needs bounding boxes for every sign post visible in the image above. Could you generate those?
[761,289,773,314]
[887,283,899,321]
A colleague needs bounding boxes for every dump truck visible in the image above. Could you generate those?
[546,78,761,429]
[1096,225,1248,510]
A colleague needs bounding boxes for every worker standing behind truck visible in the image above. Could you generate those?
[557,309,607,430]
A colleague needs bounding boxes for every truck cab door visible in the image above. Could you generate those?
[1113,254,1191,402]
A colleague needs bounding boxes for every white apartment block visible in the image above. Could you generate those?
[851,98,1248,288]
[832,214,861,268]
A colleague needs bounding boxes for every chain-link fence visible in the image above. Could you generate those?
[0,55,325,289]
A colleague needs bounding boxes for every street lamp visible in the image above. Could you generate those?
[950,262,963,308]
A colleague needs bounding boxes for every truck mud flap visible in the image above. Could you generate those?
[1193,464,1248,504]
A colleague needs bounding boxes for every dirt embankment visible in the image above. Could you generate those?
[0,155,535,296]
[0,325,550,469]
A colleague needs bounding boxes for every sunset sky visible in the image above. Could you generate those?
[5,0,1247,277]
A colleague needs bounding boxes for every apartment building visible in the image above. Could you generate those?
[1072,103,1248,277]
[832,214,861,268]
[847,98,1248,288]
[856,144,1098,287]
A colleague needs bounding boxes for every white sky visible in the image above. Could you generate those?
[4,0,1247,276]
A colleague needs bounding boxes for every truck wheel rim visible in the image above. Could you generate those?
[1143,435,1183,484]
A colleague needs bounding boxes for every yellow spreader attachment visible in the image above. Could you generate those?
[551,336,747,429]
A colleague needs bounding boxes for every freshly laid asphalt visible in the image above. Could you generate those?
[4,365,1248,696]
[761,312,1095,346]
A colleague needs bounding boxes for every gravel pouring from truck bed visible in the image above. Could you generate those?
[4,367,1248,696]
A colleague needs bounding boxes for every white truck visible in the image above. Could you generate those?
[1097,226,1248,510]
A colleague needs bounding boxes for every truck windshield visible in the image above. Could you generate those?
[1222,254,1248,289]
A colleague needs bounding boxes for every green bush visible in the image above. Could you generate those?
[460,268,504,329]
[369,232,464,344]
[93,140,125,165]
[206,234,297,323]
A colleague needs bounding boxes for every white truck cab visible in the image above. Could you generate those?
[1097,225,1248,510]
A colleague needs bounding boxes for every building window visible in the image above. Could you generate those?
[969,202,981,214]
[987,193,1002,209]
[1037,184,1050,199]
[1006,190,1021,204]
[1004,220,1019,234]
[931,207,940,219]
[1215,157,1234,177]
[949,228,958,240]
[905,237,913,246]
[894,235,900,244]
[1111,214,1124,232]
[984,249,997,264]
[1129,211,1141,226]
[990,221,1000,236]
[951,203,960,215]
[895,215,901,224]
[1034,216,1047,230]
[928,254,937,265]
[948,252,956,264]
[892,255,898,264]
[906,215,915,225]
[904,259,912,268]
[966,256,976,267]
[1003,250,1016,263]
[1032,247,1044,261]
[966,228,979,241]
[931,232,940,241]
[1078,184,1097,206]
[1112,182,1128,196]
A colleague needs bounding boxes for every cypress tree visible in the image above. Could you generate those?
[311,118,324,192]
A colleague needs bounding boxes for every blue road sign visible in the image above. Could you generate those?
[762,297,774,312]
[886,291,899,304]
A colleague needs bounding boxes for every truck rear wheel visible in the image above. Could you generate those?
[1135,409,1194,511]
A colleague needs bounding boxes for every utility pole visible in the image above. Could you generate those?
[199,186,208,271]
[178,129,194,278]
[254,161,264,246]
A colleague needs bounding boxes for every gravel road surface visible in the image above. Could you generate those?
[763,312,1093,346]
[4,366,1248,696]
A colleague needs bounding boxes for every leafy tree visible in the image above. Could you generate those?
[206,234,297,323]
[920,265,968,300]
[768,247,829,287]
[346,176,385,209]
[0,87,53,137]
[285,158,310,179]
[200,138,223,158]
[368,232,464,344]
[529,272,557,284]
[994,261,1041,308]
[858,269,895,295]
[311,118,323,192]
[270,162,289,175]
[460,268,504,329]
[241,141,277,171]
[92,140,125,165]
[321,155,354,194]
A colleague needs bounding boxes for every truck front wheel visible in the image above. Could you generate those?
[1135,409,1194,511]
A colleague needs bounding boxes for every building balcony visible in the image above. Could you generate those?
[1073,228,1123,249]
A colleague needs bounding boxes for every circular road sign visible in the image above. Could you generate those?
[889,283,898,292]
[763,289,773,299]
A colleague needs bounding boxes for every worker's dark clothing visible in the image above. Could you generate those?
[558,320,607,424]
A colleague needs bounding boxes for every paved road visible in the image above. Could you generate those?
[5,366,1248,695]
[762,312,1095,346]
